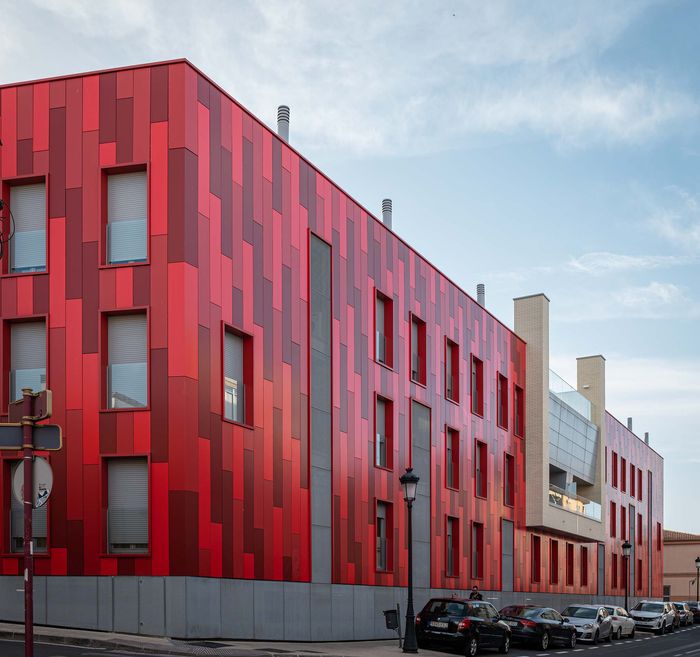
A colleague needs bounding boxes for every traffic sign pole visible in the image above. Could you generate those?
[21,389,34,657]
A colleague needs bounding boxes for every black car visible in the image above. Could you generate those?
[499,605,577,650]
[685,601,700,624]
[416,598,511,656]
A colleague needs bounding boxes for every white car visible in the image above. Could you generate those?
[603,605,636,639]
[561,605,613,643]
[630,601,676,634]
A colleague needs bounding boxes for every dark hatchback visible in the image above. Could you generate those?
[499,605,577,650]
[416,598,511,656]
[687,601,700,623]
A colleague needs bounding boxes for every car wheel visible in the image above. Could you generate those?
[614,627,622,640]
[659,622,666,635]
[569,631,577,648]
[498,634,510,654]
[592,630,599,645]
[605,629,612,643]
[630,627,635,638]
[467,635,479,657]
[540,631,550,650]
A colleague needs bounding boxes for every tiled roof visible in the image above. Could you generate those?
[664,529,700,542]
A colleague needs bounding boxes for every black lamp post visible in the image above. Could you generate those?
[400,467,420,654]
[622,541,632,611]
[695,557,700,604]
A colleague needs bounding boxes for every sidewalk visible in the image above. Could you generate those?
[0,622,447,656]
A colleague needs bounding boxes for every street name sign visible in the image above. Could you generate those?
[0,423,62,450]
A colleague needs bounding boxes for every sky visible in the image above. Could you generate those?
[1,1,698,532]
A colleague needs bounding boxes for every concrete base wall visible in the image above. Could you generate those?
[0,576,641,640]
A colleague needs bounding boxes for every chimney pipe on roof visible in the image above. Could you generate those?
[477,284,485,307]
[277,105,290,142]
[382,199,392,230]
[644,431,649,445]
[627,417,633,431]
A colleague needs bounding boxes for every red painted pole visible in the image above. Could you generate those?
[21,389,34,657]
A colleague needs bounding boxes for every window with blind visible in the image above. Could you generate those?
[10,461,47,553]
[107,171,147,264]
[375,396,392,469]
[376,501,392,572]
[475,440,487,498]
[497,373,508,429]
[375,291,393,368]
[445,338,459,402]
[446,427,459,489]
[224,329,252,424]
[10,321,46,402]
[446,516,459,577]
[471,355,483,416]
[410,314,426,385]
[107,314,147,408]
[108,458,148,553]
[10,183,46,273]
[504,452,515,506]
[471,521,483,579]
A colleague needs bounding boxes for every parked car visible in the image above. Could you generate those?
[499,605,577,650]
[670,604,681,630]
[416,598,511,656]
[686,601,700,624]
[673,602,693,626]
[630,601,677,634]
[603,605,636,639]
[561,605,613,644]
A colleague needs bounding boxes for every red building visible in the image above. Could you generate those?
[0,60,662,639]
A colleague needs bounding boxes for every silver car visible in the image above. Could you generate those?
[630,601,676,634]
[561,605,613,643]
[603,606,636,639]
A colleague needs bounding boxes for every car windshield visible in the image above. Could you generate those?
[673,604,684,610]
[604,607,615,614]
[425,600,470,617]
[562,607,597,619]
[501,606,541,619]
[634,603,663,613]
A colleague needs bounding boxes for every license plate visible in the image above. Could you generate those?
[430,621,449,629]
[507,621,519,627]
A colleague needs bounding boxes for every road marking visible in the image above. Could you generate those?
[573,650,584,652]
[556,651,568,654]
[685,650,700,655]
[588,647,599,650]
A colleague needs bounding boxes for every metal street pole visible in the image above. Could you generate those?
[403,496,417,654]
[696,558,700,604]
[21,389,35,657]
[624,555,629,613]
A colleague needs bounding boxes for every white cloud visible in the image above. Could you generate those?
[567,251,697,274]
[649,187,700,253]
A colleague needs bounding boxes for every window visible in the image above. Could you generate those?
[637,513,643,545]
[497,373,508,429]
[410,315,426,385]
[445,427,459,489]
[9,321,46,402]
[471,355,483,415]
[475,440,487,498]
[504,453,515,506]
[611,451,618,487]
[630,464,635,497]
[531,535,541,582]
[224,328,253,424]
[107,457,148,553]
[376,501,392,571]
[471,522,484,579]
[550,539,559,584]
[566,543,574,586]
[637,469,643,501]
[656,522,662,551]
[621,457,627,493]
[514,385,524,437]
[375,291,393,368]
[610,501,617,537]
[612,554,618,588]
[581,546,589,587]
[620,506,626,540]
[106,171,147,264]
[375,396,393,469]
[107,314,147,408]
[446,516,459,577]
[9,183,46,273]
[637,559,643,591]
[445,338,459,402]
[9,461,47,553]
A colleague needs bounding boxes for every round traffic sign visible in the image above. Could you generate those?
[12,457,53,509]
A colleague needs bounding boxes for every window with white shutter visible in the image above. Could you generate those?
[10,183,46,273]
[10,321,46,402]
[107,314,147,408]
[10,461,47,553]
[224,330,247,423]
[107,458,148,553]
[107,171,147,264]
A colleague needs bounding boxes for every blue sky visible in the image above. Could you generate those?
[2,1,698,532]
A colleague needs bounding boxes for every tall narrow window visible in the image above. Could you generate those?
[566,543,574,585]
[375,396,393,469]
[637,513,643,545]
[107,314,147,409]
[531,535,541,582]
[376,501,392,572]
[410,314,426,385]
[497,373,508,429]
[10,461,47,553]
[475,440,487,498]
[446,516,459,576]
[656,522,661,551]
[611,451,619,488]
[107,457,148,554]
[637,469,643,501]
[375,291,393,368]
[10,321,46,402]
[471,355,483,415]
[471,521,484,579]
[612,554,618,588]
[224,329,252,424]
[445,427,459,489]
[621,457,627,493]
[636,559,643,591]
[514,385,524,437]
[550,539,559,584]
[630,463,636,497]
[620,505,626,540]
[107,171,147,264]
[610,501,617,537]
[445,338,459,402]
[504,453,515,506]
[9,183,46,273]
[580,546,589,587]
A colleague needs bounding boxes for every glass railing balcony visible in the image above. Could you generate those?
[376,332,387,364]
[224,378,246,424]
[548,484,601,521]
[375,433,387,467]
[108,362,147,408]
[10,368,46,403]
[11,230,46,273]
[549,369,592,420]
[107,219,147,264]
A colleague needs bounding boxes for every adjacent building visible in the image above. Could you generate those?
[0,60,663,640]
[663,530,700,601]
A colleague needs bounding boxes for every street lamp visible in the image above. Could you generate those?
[622,541,632,612]
[695,557,700,603]
[400,467,420,654]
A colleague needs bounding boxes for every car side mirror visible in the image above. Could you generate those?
[563,617,570,623]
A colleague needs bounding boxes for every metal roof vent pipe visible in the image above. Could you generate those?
[382,199,392,230]
[627,417,633,431]
[644,432,649,445]
[477,283,486,307]
[277,105,290,142]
